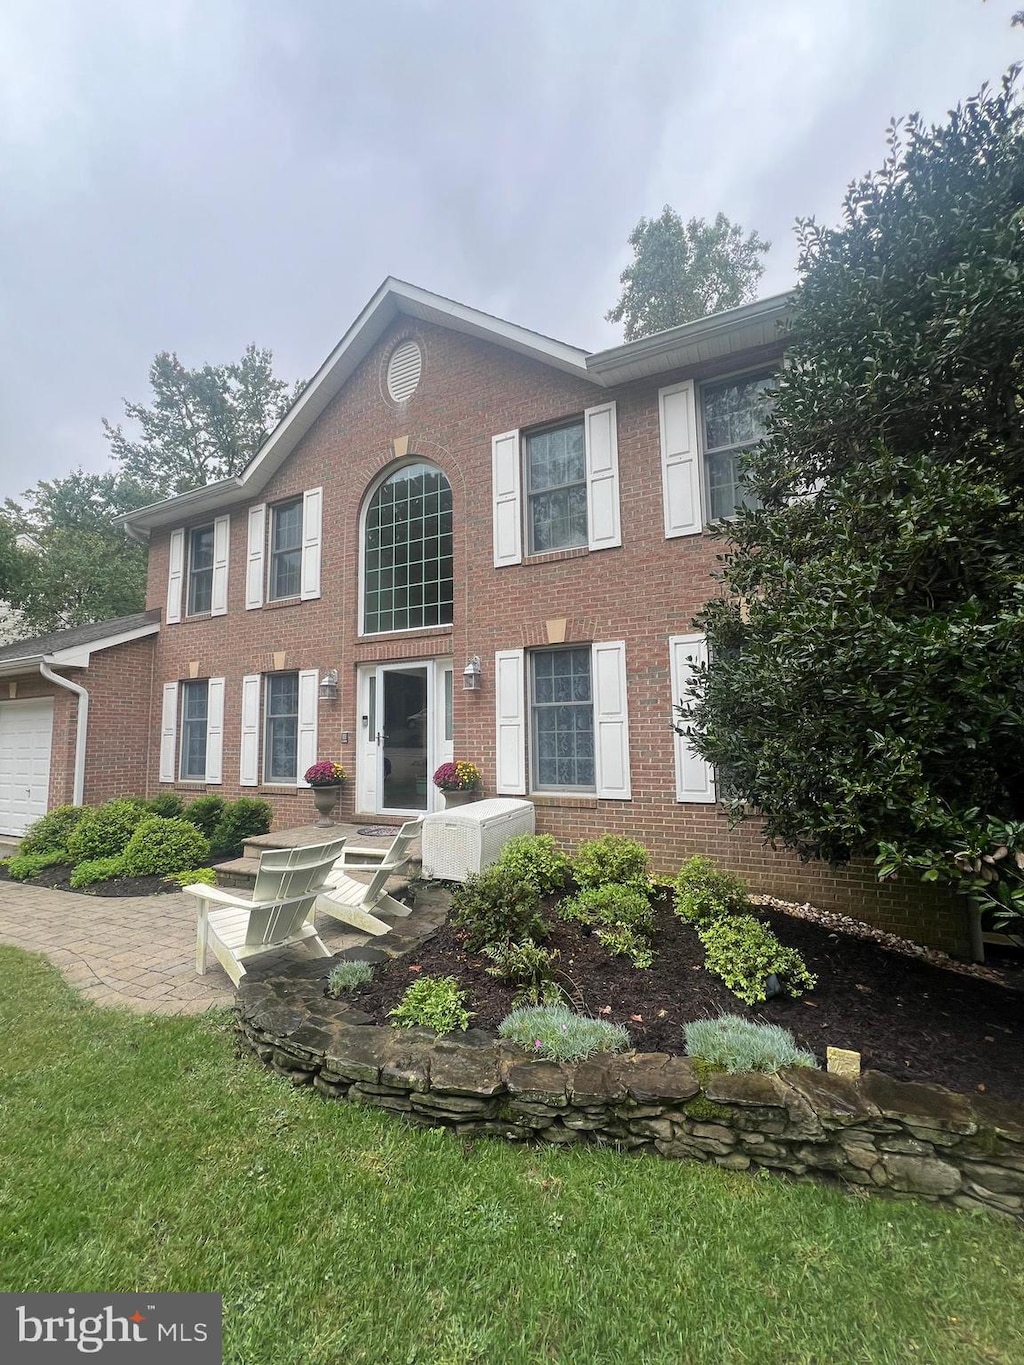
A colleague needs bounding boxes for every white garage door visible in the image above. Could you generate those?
[0,699,54,835]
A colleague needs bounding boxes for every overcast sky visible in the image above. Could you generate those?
[1,0,1021,505]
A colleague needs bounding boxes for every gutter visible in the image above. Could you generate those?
[39,663,88,806]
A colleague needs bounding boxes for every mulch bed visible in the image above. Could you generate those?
[0,863,236,897]
[349,901,1024,1106]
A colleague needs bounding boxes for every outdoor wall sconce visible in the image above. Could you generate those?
[463,656,482,691]
[318,669,339,702]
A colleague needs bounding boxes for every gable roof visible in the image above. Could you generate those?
[119,279,792,540]
[0,609,160,676]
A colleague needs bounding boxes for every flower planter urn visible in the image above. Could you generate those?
[442,788,480,809]
[311,784,342,827]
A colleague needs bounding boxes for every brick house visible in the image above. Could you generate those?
[0,279,969,953]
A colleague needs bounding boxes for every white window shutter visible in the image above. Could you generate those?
[159,681,178,782]
[660,381,703,537]
[166,529,184,624]
[245,505,266,610]
[494,649,526,794]
[205,677,225,785]
[211,515,230,617]
[296,669,319,785]
[585,402,621,551]
[492,430,522,567]
[300,487,323,600]
[240,674,261,786]
[592,640,631,799]
[670,634,716,803]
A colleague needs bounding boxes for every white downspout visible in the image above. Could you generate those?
[40,662,89,807]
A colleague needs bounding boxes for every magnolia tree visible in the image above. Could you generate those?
[687,74,1024,930]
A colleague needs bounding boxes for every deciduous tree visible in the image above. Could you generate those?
[607,207,769,340]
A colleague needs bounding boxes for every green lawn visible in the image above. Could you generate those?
[0,947,1021,1365]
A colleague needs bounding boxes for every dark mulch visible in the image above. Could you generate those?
[350,901,1024,1105]
[0,863,235,897]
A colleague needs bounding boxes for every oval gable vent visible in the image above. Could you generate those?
[386,340,423,403]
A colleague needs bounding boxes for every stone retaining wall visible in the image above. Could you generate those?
[236,971,1024,1222]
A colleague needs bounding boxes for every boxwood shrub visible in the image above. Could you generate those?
[19,805,86,857]
[674,855,750,926]
[209,798,272,858]
[121,817,211,878]
[573,835,649,892]
[66,799,149,863]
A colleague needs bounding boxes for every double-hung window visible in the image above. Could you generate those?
[269,498,303,600]
[179,680,209,780]
[492,403,620,565]
[702,373,775,521]
[166,516,229,622]
[265,673,300,782]
[494,642,631,799]
[530,647,595,790]
[159,677,224,784]
[186,524,215,616]
[525,422,587,554]
[659,370,777,536]
[245,490,322,609]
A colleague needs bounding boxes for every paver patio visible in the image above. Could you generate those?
[0,878,449,1014]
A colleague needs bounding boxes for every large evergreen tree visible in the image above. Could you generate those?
[688,74,1024,926]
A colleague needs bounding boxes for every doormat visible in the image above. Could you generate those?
[356,826,399,837]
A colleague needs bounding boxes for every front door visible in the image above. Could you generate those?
[356,659,453,816]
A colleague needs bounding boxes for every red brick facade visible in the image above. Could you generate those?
[125,300,970,956]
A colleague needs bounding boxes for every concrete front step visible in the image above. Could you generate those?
[216,821,420,893]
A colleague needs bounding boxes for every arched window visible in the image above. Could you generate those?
[363,462,453,633]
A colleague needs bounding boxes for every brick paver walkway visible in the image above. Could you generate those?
[0,880,447,1015]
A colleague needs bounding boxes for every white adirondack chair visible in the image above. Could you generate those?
[317,818,422,936]
[186,837,347,986]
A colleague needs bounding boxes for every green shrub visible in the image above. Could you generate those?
[494,834,572,895]
[674,855,750,926]
[70,855,127,888]
[685,1015,818,1074]
[182,795,226,840]
[147,793,185,819]
[497,1004,630,1062]
[559,883,655,968]
[19,805,86,856]
[560,883,653,932]
[163,867,216,888]
[389,976,472,1032]
[66,799,148,863]
[449,866,549,951]
[6,849,69,881]
[483,939,562,1005]
[698,915,817,1006]
[121,817,211,878]
[210,798,272,858]
[595,924,655,969]
[573,834,649,891]
[327,960,376,996]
